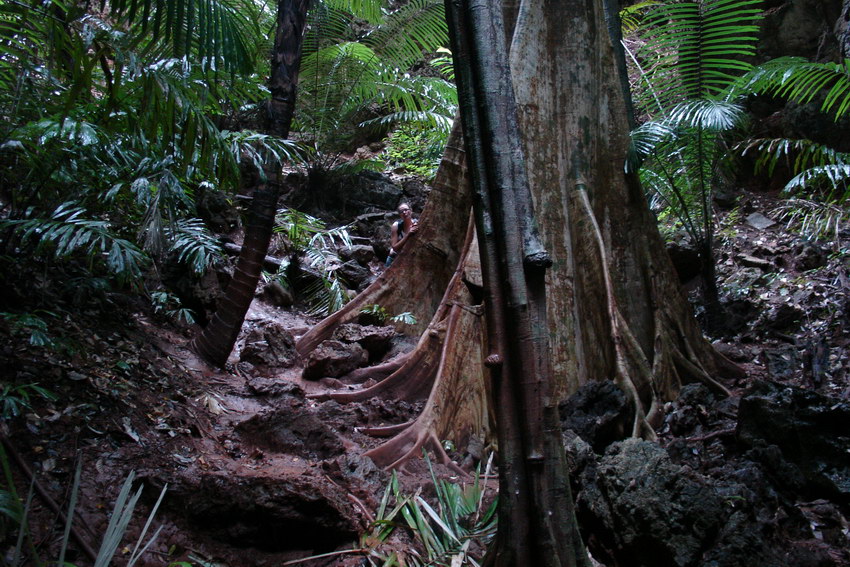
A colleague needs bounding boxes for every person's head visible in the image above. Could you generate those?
[397,203,412,219]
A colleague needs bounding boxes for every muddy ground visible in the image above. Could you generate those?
[1,190,849,566]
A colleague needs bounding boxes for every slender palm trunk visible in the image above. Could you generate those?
[192,0,310,366]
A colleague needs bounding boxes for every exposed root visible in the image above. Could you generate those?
[576,184,736,441]
[339,354,410,385]
[358,421,413,437]
[307,310,447,403]
[362,286,489,471]
[365,427,465,475]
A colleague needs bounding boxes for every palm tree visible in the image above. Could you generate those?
[0,0,288,310]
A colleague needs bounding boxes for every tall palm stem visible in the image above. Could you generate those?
[191,0,311,366]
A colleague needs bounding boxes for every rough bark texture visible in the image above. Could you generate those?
[508,0,739,434]
[361,236,490,471]
[192,0,310,367]
[446,0,588,564]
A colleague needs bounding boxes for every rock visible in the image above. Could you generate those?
[196,187,240,232]
[246,377,304,397]
[167,467,357,553]
[762,344,801,379]
[762,303,805,333]
[400,178,430,212]
[339,244,376,266]
[665,383,716,437]
[302,340,368,380]
[737,380,850,503]
[238,321,297,369]
[259,280,294,308]
[746,212,777,230]
[236,404,345,460]
[338,260,373,291]
[794,242,828,271]
[575,439,728,567]
[666,242,703,283]
[332,323,396,360]
[334,170,403,213]
[737,253,775,271]
[559,381,633,453]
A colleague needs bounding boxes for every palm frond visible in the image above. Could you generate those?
[167,218,223,274]
[112,0,264,75]
[738,137,850,178]
[665,98,746,131]
[772,198,849,245]
[635,0,761,112]
[365,0,448,70]
[736,57,850,120]
[0,203,148,280]
[619,1,661,34]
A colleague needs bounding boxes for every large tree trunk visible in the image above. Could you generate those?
[298,0,743,480]
[446,0,587,564]
[192,0,310,366]
[509,0,740,433]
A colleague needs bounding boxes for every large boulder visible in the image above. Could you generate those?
[574,438,727,567]
[568,438,803,567]
[302,339,368,380]
[238,321,297,369]
[559,380,633,453]
[737,380,850,503]
[331,323,396,361]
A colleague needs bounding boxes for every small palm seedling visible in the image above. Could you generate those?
[626,0,762,327]
[284,454,496,566]
[0,383,57,421]
[360,304,418,326]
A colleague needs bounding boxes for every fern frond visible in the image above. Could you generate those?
[737,57,850,120]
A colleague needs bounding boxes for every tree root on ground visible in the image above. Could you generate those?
[362,300,487,472]
[577,185,740,440]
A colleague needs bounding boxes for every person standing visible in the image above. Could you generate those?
[385,202,418,266]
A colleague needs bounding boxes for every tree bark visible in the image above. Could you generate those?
[192,0,310,366]
[509,0,739,428]
[446,0,588,564]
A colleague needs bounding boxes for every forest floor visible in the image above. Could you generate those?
[1,189,848,567]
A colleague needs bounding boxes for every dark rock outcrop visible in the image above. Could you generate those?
[737,380,850,503]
